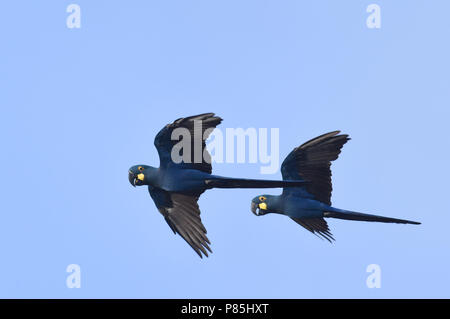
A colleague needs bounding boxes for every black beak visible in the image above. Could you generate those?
[128,171,136,187]
[251,202,259,216]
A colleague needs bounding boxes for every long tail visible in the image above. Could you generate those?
[205,177,307,189]
[324,210,421,225]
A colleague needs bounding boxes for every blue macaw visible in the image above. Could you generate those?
[251,131,420,242]
[128,113,308,257]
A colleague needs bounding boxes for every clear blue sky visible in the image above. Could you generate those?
[1,1,449,298]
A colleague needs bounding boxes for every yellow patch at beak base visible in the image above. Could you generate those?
[259,202,267,210]
[137,173,145,181]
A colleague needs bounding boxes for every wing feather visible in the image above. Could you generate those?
[291,217,335,242]
[153,113,222,173]
[148,187,211,258]
[281,131,350,205]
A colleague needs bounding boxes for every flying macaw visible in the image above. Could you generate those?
[128,113,308,257]
[251,131,420,242]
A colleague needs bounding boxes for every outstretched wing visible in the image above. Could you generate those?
[154,113,222,174]
[281,131,350,205]
[148,186,212,258]
[291,217,335,242]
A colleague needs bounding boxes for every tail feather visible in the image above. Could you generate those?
[324,210,421,225]
[205,177,307,189]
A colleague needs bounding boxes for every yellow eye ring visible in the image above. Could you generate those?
[138,166,144,171]
[259,196,266,202]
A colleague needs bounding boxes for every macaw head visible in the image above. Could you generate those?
[251,195,274,216]
[128,165,152,187]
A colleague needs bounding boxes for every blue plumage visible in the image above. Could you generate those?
[128,113,308,258]
[251,131,420,242]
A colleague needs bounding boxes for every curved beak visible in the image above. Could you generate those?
[251,202,259,216]
[128,171,136,187]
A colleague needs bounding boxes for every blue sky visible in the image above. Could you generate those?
[1,1,449,298]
